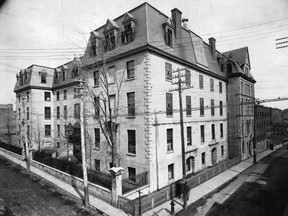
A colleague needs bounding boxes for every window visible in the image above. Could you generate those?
[164,27,173,46]
[241,122,244,136]
[201,152,206,165]
[62,69,66,81]
[109,95,116,116]
[56,106,60,119]
[219,82,223,93]
[95,159,100,172]
[94,128,100,148]
[220,123,223,138]
[26,107,29,120]
[199,74,204,89]
[201,125,205,142]
[74,87,80,98]
[18,108,21,120]
[26,125,29,137]
[167,128,173,151]
[26,91,29,102]
[41,73,46,83]
[128,130,136,154]
[126,92,135,117]
[211,124,215,140]
[94,97,100,117]
[185,70,191,87]
[104,30,116,52]
[166,93,173,116]
[165,62,172,80]
[220,101,223,116]
[186,96,191,116]
[44,107,51,119]
[45,125,51,137]
[56,91,60,101]
[221,146,224,156]
[127,60,135,79]
[128,167,136,182]
[108,66,116,84]
[44,92,51,101]
[64,106,67,119]
[72,65,79,78]
[57,125,60,137]
[211,99,215,116]
[200,98,204,116]
[74,103,80,119]
[168,164,174,180]
[210,79,214,92]
[90,37,98,57]
[63,89,67,100]
[121,22,135,44]
[93,70,99,87]
[187,126,192,146]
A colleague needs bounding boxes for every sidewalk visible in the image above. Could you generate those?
[0,149,127,216]
[144,144,283,216]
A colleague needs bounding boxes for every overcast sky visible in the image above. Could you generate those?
[1,0,288,109]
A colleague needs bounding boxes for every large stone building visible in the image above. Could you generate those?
[0,104,17,145]
[14,3,258,195]
[224,47,256,160]
[14,65,55,151]
[255,105,272,152]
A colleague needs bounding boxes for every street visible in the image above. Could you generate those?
[0,155,101,216]
[178,147,288,216]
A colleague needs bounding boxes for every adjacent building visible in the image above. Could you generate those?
[255,105,272,152]
[224,47,256,160]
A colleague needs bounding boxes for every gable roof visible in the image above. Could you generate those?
[223,47,249,67]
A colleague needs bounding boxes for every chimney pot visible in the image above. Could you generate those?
[182,18,189,29]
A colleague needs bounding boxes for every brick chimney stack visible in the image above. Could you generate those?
[171,8,182,40]
[209,37,216,59]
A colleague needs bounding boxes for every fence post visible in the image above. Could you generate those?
[134,205,137,216]
[151,198,154,209]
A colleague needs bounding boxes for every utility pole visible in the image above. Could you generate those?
[253,99,257,164]
[78,80,90,210]
[170,67,189,210]
[21,94,30,171]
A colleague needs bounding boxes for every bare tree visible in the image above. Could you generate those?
[80,31,127,168]
[30,115,45,152]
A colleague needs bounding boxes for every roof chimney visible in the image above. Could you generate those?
[182,18,189,29]
[209,37,216,59]
[171,8,182,40]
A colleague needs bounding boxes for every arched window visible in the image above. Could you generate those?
[186,156,195,173]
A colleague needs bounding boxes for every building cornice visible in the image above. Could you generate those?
[14,85,52,93]
[82,44,228,82]
[228,72,256,84]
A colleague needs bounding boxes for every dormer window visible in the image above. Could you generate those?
[244,67,249,76]
[40,70,47,84]
[163,18,174,47]
[72,65,79,78]
[121,13,136,44]
[90,37,98,57]
[89,31,99,57]
[103,19,119,52]
[165,28,173,46]
[24,70,28,83]
[54,69,60,84]
[62,66,68,81]
[104,30,116,52]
